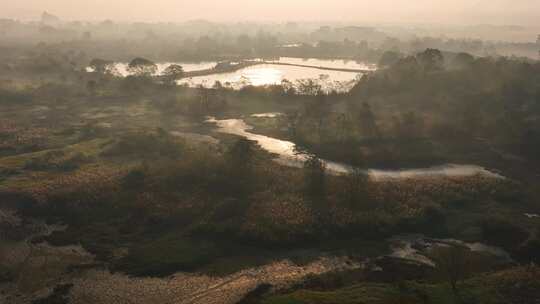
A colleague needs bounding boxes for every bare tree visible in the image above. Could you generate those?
[432,245,470,296]
[284,110,300,139]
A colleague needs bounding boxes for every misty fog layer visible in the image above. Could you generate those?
[2,0,540,303]
[3,0,540,25]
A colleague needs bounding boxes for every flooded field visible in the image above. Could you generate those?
[85,58,372,92]
[273,57,377,71]
[178,64,363,92]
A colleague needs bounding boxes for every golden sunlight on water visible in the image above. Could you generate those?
[238,67,284,86]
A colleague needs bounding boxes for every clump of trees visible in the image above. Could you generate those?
[89,58,118,75]
[127,57,158,76]
[162,64,184,85]
[277,48,540,168]
[481,217,530,251]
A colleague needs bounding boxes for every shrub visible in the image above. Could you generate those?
[481,217,529,251]
[101,131,184,159]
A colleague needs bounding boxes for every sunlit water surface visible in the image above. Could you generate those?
[179,64,363,92]
[86,58,372,92]
[207,116,504,180]
[273,57,377,71]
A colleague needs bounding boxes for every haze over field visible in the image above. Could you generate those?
[2,0,540,25]
[2,0,540,303]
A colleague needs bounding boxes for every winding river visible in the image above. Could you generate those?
[207,116,504,180]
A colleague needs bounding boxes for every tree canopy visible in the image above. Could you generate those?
[127,57,158,76]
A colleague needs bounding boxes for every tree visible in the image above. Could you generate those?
[296,79,322,95]
[451,52,475,69]
[226,138,256,174]
[281,79,296,96]
[392,56,421,77]
[335,113,352,143]
[86,80,97,97]
[357,102,380,139]
[303,154,326,202]
[343,167,370,211]
[393,111,424,139]
[225,138,257,194]
[432,246,470,296]
[481,217,529,250]
[89,58,115,75]
[378,50,401,68]
[162,64,184,85]
[127,57,157,77]
[518,239,540,264]
[284,110,301,139]
[416,48,444,72]
[306,93,331,143]
[122,168,146,190]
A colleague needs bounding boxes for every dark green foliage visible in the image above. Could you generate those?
[113,236,221,276]
[223,138,258,195]
[0,88,33,104]
[127,57,157,76]
[416,48,445,72]
[226,138,256,176]
[378,50,402,68]
[89,58,116,75]
[341,167,371,211]
[451,52,475,69]
[32,284,73,304]
[517,239,540,264]
[260,266,540,304]
[481,217,529,250]
[0,265,13,283]
[303,155,326,200]
[24,151,91,172]
[238,284,273,304]
[162,64,184,85]
[102,131,184,159]
[122,168,147,190]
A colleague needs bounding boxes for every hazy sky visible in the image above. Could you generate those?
[2,0,540,25]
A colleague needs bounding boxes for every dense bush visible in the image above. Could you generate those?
[0,89,32,104]
[481,217,529,250]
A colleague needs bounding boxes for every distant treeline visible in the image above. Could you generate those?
[1,18,538,66]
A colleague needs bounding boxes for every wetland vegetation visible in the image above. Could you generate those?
[1,5,540,304]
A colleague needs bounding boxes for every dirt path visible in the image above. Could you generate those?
[69,257,361,304]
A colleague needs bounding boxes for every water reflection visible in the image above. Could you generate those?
[251,112,284,118]
[389,234,511,267]
[274,57,377,71]
[207,116,504,180]
[85,58,372,92]
[179,64,362,92]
